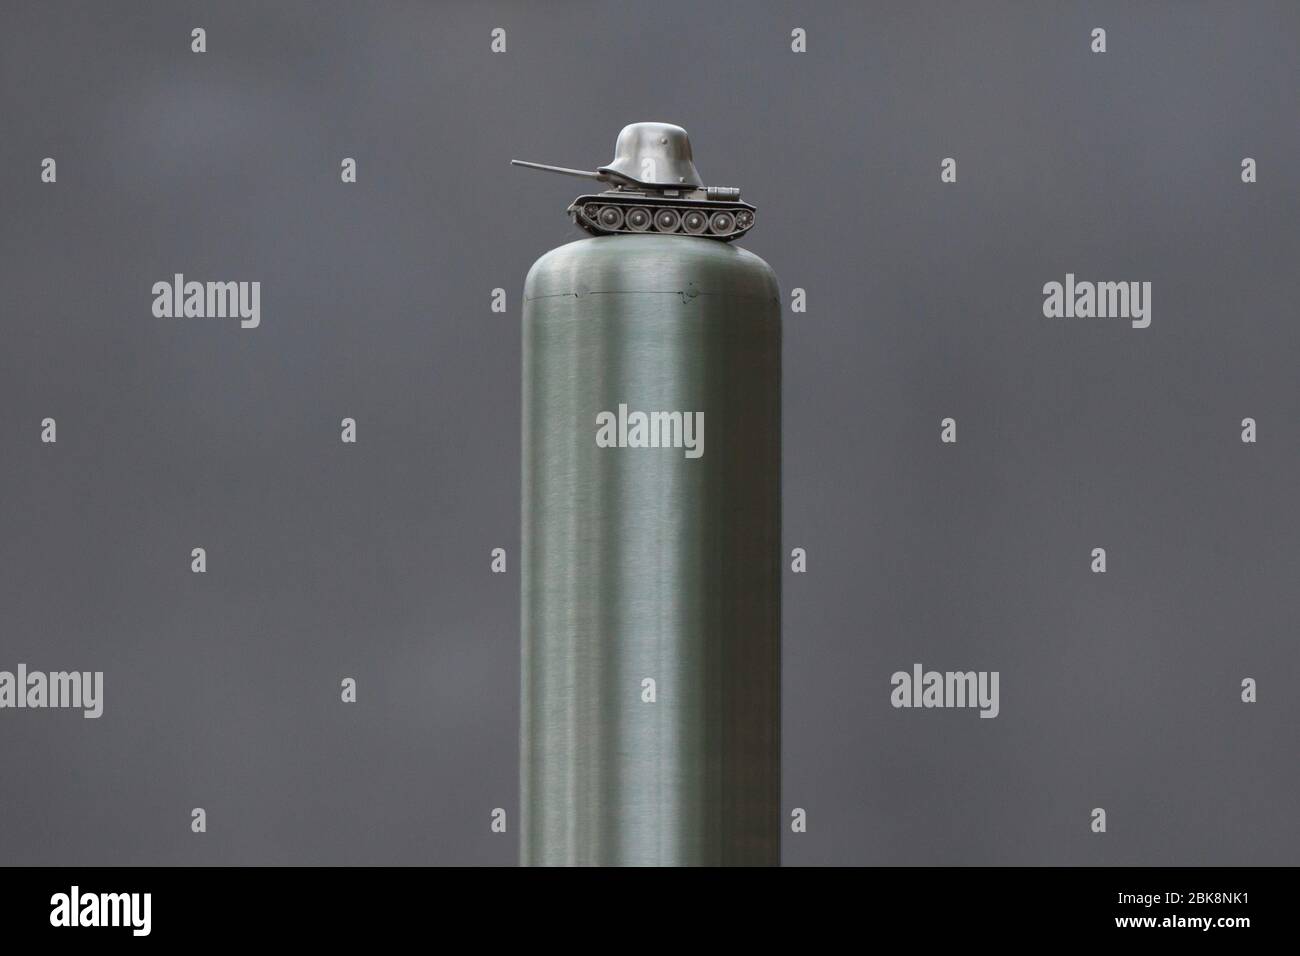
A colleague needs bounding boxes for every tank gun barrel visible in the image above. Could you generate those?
[511,159,638,188]
[511,159,604,180]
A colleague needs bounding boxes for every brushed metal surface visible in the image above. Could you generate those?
[521,235,781,866]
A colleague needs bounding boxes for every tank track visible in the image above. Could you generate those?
[568,193,756,242]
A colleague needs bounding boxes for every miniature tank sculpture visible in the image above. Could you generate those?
[512,122,756,241]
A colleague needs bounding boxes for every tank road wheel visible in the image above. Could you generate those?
[681,209,708,234]
[598,206,625,230]
[653,208,681,233]
[625,207,652,231]
[707,211,736,236]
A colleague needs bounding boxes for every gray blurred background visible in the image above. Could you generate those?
[1,1,1297,865]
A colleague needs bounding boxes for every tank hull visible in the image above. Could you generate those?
[521,235,782,866]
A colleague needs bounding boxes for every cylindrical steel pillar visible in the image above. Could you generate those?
[521,233,781,865]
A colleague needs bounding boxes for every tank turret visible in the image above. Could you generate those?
[512,122,756,242]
